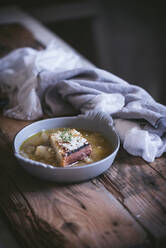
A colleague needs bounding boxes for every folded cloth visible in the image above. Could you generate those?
[0,42,166,162]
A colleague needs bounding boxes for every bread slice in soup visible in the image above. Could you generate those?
[50,129,92,167]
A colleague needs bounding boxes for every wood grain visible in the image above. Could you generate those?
[0,115,150,248]
[149,156,166,180]
[0,23,44,58]
[98,149,166,247]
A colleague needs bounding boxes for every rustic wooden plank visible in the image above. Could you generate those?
[0,23,44,57]
[149,155,166,180]
[98,149,166,247]
[0,115,150,248]
[0,114,31,142]
[0,165,66,248]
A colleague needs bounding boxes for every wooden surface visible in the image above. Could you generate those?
[0,23,166,248]
[0,23,44,57]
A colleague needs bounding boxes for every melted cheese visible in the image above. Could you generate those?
[51,129,88,151]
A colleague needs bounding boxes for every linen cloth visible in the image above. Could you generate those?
[0,42,166,162]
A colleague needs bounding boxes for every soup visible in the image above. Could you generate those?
[20,128,112,167]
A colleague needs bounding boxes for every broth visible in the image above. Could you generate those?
[20,128,113,167]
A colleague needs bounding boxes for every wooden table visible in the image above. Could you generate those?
[0,9,166,248]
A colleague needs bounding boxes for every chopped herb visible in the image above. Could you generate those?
[60,130,72,142]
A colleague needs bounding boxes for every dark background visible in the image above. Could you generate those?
[0,0,165,104]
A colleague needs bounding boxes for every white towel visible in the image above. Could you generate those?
[0,42,166,162]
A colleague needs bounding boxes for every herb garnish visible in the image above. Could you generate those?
[60,129,72,142]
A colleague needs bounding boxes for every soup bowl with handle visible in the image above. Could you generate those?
[14,111,120,183]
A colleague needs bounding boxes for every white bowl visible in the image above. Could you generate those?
[14,111,120,183]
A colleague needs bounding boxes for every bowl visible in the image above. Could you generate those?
[14,111,120,183]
